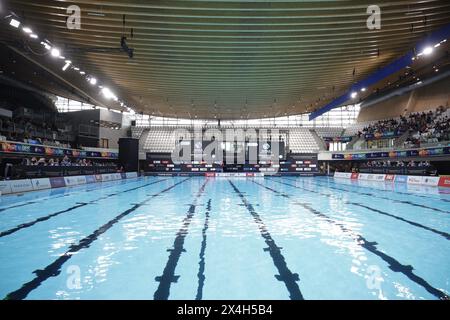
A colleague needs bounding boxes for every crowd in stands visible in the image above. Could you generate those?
[358,118,405,137]
[403,108,450,147]
[356,106,449,148]
[19,156,114,167]
[0,114,74,149]
[364,160,431,168]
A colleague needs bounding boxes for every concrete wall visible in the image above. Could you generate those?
[99,127,128,149]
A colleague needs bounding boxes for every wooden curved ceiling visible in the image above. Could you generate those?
[2,0,450,119]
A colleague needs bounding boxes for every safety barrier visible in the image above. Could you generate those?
[0,172,139,195]
[333,172,448,187]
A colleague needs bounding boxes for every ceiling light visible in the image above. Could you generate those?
[65,60,72,64]
[30,34,38,39]
[361,88,366,92]
[73,67,80,71]
[350,92,358,99]
[50,48,60,57]
[80,71,85,75]
[89,77,97,85]
[101,87,116,100]
[9,19,20,28]
[422,46,433,55]
[62,62,71,71]
[41,42,51,50]
[22,27,32,33]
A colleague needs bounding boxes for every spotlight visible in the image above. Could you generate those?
[80,71,85,75]
[73,67,80,71]
[30,34,38,39]
[361,88,366,92]
[50,48,60,57]
[89,77,97,85]
[350,92,358,99]
[9,19,20,28]
[422,46,433,55]
[22,27,32,33]
[101,87,116,100]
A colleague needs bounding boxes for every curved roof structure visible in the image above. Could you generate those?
[1,0,450,119]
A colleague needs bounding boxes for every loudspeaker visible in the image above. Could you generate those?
[119,138,139,172]
[131,120,136,126]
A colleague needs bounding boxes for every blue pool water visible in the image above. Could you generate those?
[0,176,449,300]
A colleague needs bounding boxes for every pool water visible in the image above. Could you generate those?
[0,176,449,300]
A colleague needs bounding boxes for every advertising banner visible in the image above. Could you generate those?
[9,179,33,193]
[407,176,424,185]
[0,181,12,194]
[422,176,440,187]
[85,175,96,184]
[0,141,118,159]
[334,172,352,179]
[50,177,66,188]
[438,176,450,188]
[31,178,51,190]
[394,175,408,183]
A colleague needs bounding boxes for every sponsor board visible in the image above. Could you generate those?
[205,172,216,177]
[64,176,81,186]
[9,179,33,193]
[95,174,103,182]
[374,174,386,181]
[0,180,12,194]
[120,173,127,179]
[334,172,352,179]
[407,176,424,185]
[358,173,369,180]
[394,175,408,183]
[422,176,440,187]
[215,173,261,177]
[49,177,66,188]
[101,174,112,181]
[385,174,395,181]
[350,173,359,180]
[438,176,450,188]
[75,176,87,185]
[85,175,96,184]
[31,178,51,190]
[125,172,138,179]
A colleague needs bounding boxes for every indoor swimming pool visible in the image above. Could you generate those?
[0,176,449,300]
